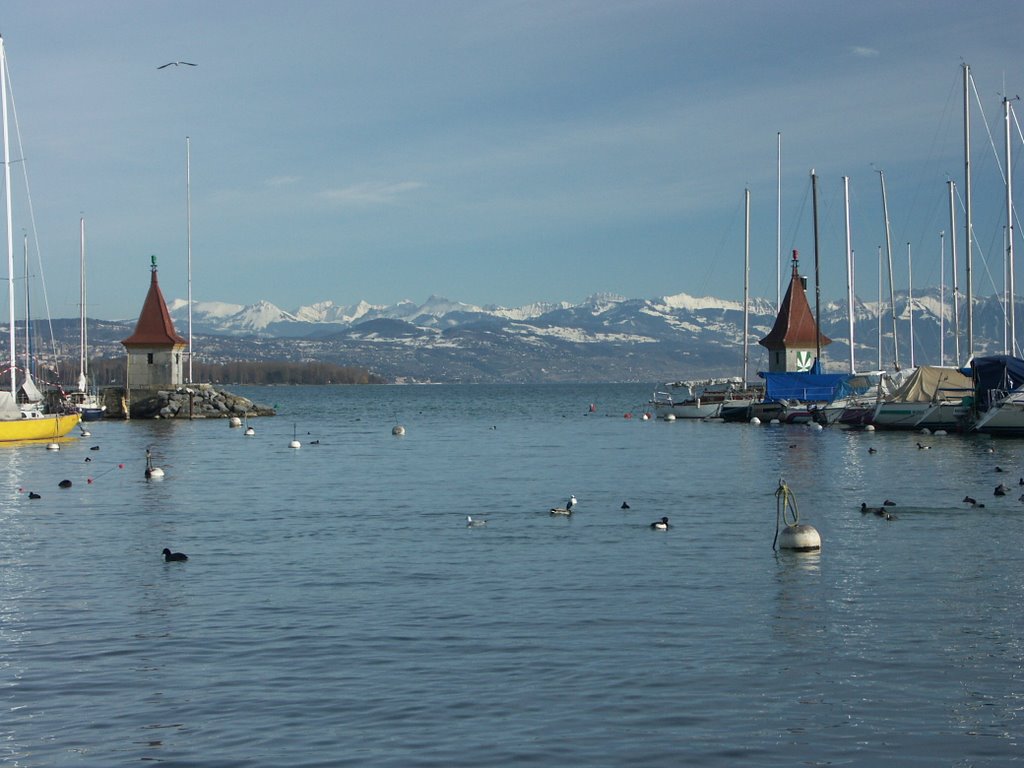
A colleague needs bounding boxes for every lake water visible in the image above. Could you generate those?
[1,383,1023,766]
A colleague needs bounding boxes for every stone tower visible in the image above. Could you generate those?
[121,256,187,409]
[758,250,831,373]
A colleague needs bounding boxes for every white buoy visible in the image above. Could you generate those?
[774,479,820,552]
[750,417,761,425]
[392,425,406,435]
[811,422,823,431]
[79,428,91,437]
[641,413,650,421]
[289,423,301,449]
[865,424,875,431]
[934,429,947,436]
[920,427,931,435]
[229,416,242,428]
[664,413,675,422]
[46,442,59,451]
[770,418,781,425]
[777,523,821,552]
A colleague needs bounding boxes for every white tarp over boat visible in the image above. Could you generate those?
[880,366,972,404]
[0,391,24,419]
[18,372,43,404]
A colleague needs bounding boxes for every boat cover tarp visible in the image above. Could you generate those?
[18,373,43,404]
[881,365,973,404]
[0,391,23,419]
[829,374,879,401]
[758,371,848,402]
[971,355,1024,409]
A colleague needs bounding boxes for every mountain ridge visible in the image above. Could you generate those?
[65,288,1017,383]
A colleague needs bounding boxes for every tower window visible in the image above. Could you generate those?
[147,353,154,364]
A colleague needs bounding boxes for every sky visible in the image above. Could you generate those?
[2,0,1024,321]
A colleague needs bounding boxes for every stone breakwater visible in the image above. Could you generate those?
[131,385,276,419]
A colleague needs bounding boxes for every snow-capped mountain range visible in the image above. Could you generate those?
[109,288,1012,383]
[164,294,585,336]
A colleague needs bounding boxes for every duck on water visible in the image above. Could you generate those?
[550,495,576,516]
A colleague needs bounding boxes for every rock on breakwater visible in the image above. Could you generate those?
[124,384,276,419]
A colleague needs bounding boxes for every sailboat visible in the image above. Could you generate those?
[967,94,1024,434]
[650,188,762,419]
[721,173,847,424]
[17,233,44,413]
[0,36,80,441]
[66,217,105,421]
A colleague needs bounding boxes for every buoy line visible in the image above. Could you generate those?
[773,478,821,552]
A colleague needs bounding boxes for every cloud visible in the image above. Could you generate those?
[320,181,425,205]
[850,45,880,57]
[265,175,302,186]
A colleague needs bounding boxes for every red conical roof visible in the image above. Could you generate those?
[758,251,831,350]
[121,262,187,347]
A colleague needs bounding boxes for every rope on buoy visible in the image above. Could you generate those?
[773,477,800,551]
[773,477,821,552]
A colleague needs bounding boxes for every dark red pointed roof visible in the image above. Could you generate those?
[758,251,831,350]
[121,262,187,347]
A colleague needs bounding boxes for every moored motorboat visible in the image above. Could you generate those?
[650,379,762,420]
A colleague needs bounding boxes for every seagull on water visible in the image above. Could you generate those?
[157,61,197,69]
[466,515,487,527]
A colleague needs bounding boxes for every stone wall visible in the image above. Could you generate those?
[103,384,276,419]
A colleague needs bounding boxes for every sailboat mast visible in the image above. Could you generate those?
[776,132,782,312]
[876,245,882,371]
[844,176,854,373]
[811,170,822,368]
[940,231,945,366]
[948,180,961,365]
[186,136,193,384]
[1004,226,1009,355]
[743,187,750,384]
[1,37,14,398]
[878,169,900,369]
[1005,97,1016,355]
[79,216,86,391]
[964,63,974,361]
[907,242,914,368]
[23,234,29,381]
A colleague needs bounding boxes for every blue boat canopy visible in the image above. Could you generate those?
[757,371,848,403]
[971,355,1024,409]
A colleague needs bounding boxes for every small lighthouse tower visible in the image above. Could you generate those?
[758,250,831,373]
[121,256,187,412]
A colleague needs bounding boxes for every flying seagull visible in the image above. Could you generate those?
[158,61,197,69]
